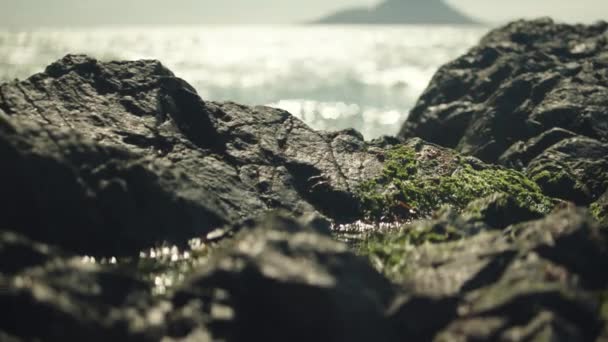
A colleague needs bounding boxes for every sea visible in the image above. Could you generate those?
[0,25,488,139]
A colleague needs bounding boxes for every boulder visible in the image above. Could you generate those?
[356,138,555,221]
[0,232,162,342]
[0,54,556,255]
[527,136,608,204]
[166,212,398,342]
[362,207,608,341]
[398,19,608,204]
[0,55,387,255]
[2,25,608,340]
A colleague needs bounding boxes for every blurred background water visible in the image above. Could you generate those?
[0,25,487,138]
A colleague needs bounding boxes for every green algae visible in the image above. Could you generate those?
[591,202,608,227]
[358,144,555,221]
[355,143,556,281]
[600,290,608,328]
[357,216,463,281]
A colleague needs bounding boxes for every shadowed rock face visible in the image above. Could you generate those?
[399,19,608,204]
[0,54,387,255]
[0,231,160,342]
[0,214,402,342]
[168,213,399,342]
[0,54,551,256]
[364,207,608,341]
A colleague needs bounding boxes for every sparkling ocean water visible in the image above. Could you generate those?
[0,25,487,139]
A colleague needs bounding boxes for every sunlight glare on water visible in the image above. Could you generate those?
[0,25,487,138]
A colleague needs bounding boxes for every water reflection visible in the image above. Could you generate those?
[0,25,487,138]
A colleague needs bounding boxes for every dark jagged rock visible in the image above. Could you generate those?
[0,213,398,342]
[460,192,547,229]
[399,19,608,204]
[527,136,608,204]
[166,212,398,342]
[0,54,386,255]
[498,127,578,169]
[0,233,161,342]
[0,54,556,256]
[362,207,608,341]
[0,230,59,275]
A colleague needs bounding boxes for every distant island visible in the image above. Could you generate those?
[313,0,478,25]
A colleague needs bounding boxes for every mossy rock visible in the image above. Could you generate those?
[357,192,547,282]
[357,139,556,221]
[462,192,547,229]
[529,166,590,204]
[591,191,608,227]
[526,137,608,206]
[363,207,607,340]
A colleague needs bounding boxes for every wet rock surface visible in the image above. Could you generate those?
[399,18,608,205]
[2,19,608,342]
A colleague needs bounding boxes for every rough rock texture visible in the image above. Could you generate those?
[0,54,555,255]
[399,19,608,205]
[356,138,555,221]
[362,207,608,341]
[0,232,161,342]
[0,54,385,255]
[167,213,398,342]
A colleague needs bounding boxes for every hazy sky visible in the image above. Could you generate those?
[446,0,608,24]
[0,0,607,25]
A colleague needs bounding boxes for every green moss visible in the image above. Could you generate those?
[358,145,555,221]
[531,170,558,184]
[600,291,608,321]
[591,202,608,227]
[357,220,462,281]
[530,169,586,193]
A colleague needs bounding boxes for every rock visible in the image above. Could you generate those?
[0,230,59,275]
[357,138,555,221]
[0,112,228,256]
[498,127,578,169]
[527,136,608,204]
[461,192,547,229]
[0,233,163,342]
[0,213,401,342]
[0,54,557,256]
[362,207,608,341]
[0,54,388,255]
[167,212,398,342]
[592,190,608,226]
[358,192,547,274]
[398,19,608,204]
